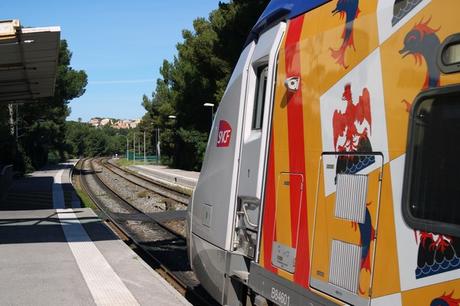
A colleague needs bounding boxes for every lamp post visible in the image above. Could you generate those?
[143,131,146,164]
[133,133,136,162]
[156,128,161,165]
[167,115,177,164]
[126,135,129,161]
[203,103,214,126]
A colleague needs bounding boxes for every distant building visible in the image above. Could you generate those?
[89,117,102,127]
[89,117,140,129]
[100,118,112,126]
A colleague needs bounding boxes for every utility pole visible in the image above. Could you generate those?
[138,133,141,159]
[8,104,14,136]
[126,136,129,161]
[15,104,19,143]
[133,133,136,162]
[157,128,161,165]
[143,131,146,164]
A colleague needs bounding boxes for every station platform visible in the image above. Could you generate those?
[0,163,190,306]
[128,164,199,189]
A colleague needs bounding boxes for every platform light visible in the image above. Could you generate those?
[203,103,215,126]
[168,115,176,119]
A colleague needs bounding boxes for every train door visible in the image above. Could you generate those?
[310,152,384,306]
[231,23,285,259]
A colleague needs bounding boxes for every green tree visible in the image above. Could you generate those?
[142,0,269,170]
[11,40,88,171]
[65,121,130,158]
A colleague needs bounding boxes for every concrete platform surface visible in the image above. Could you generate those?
[0,162,190,306]
[129,164,199,188]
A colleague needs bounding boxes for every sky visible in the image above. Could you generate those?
[0,1,226,122]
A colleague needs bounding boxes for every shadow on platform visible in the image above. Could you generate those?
[0,164,119,244]
[0,210,118,244]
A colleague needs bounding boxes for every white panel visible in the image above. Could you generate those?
[391,155,460,290]
[271,242,296,273]
[329,240,361,294]
[335,174,368,223]
[371,293,402,306]
[377,0,431,44]
[192,42,255,250]
[320,49,389,196]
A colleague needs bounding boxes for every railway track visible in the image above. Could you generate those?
[74,158,217,306]
[104,158,191,205]
[94,157,187,237]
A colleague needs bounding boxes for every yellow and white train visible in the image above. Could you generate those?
[187,0,460,305]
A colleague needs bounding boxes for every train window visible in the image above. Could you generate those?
[402,86,460,236]
[252,65,268,130]
[438,34,460,74]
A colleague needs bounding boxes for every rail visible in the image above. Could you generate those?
[74,158,216,306]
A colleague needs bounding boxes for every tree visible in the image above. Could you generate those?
[142,0,269,170]
[65,121,130,158]
[3,40,88,171]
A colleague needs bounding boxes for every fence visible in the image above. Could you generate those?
[125,152,159,164]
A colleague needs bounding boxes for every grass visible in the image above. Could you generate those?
[115,158,161,168]
[75,186,97,210]
[115,158,137,167]
[72,159,97,210]
[136,190,149,198]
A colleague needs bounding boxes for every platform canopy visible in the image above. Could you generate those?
[0,20,60,105]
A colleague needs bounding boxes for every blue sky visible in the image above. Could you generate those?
[0,1,226,121]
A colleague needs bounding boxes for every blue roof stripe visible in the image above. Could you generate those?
[248,0,331,42]
[258,0,331,24]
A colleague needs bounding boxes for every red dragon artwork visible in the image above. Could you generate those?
[400,17,441,111]
[398,18,460,280]
[330,0,360,68]
[430,291,460,306]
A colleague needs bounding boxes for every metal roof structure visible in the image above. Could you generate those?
[0,20,60,105]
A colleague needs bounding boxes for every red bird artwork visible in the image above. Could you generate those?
[333,84,372,153]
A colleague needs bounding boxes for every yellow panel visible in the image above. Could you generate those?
[380,0,460,160]
[310,168,330,283]
[274,174,292,248]
[300,0,379,95]
[371,165,401,297]
[402,279,460,305]
[311,165,383,297]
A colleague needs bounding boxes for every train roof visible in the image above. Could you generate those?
[246,0,330,45]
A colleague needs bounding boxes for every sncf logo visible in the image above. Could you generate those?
[217,120,232,147]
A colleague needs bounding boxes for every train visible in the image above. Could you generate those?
[186,0,460,305]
